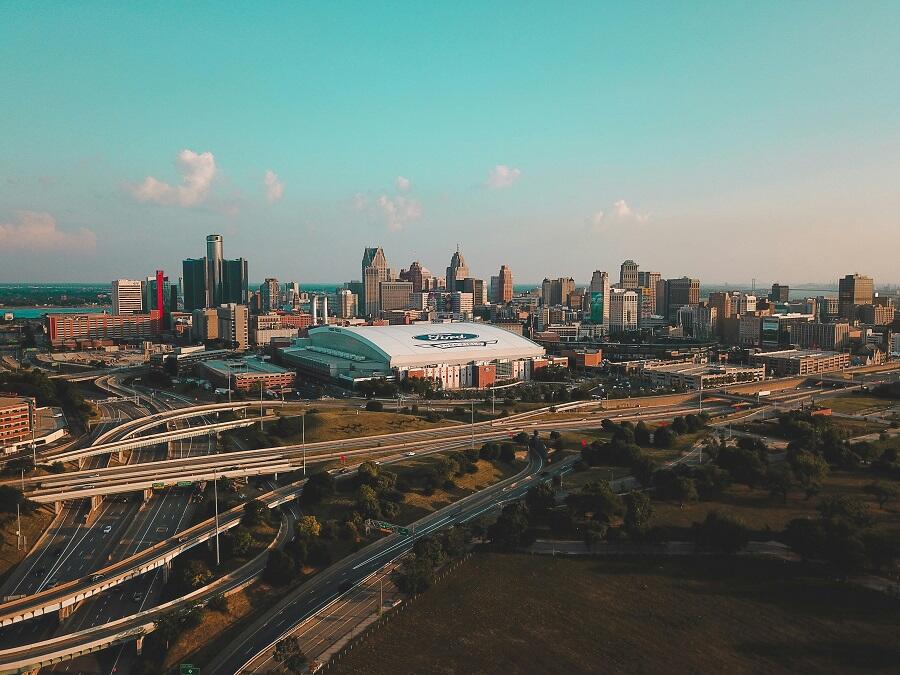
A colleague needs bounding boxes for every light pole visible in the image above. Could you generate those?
[259,381,264,430]
[302,411,307,476]
[16,503,22,550]
[213,467,221,566]
[470,400,475,451]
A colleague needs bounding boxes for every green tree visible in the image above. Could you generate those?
[499,444,517,463]
[264,550,296,586]
[0,486,30,514]
[623,490,653,538]
[297,515,321,540]
[674,476,699,507]
[357,460,380,486]
[177,559,213,591]
[242,499,268,527]
[488,502,534,550]
[633,421,651,446]
[356,484,382,519]
[671,416,688,435]
[301,471,335,506]
[693,512,749,554]
[863,481,899,509]
[789,450,829,500]
[766,464,795,504]
[653,426,675,449]
[227,527,254,558]
[272,635,307,673]
[525,482,556,520]
[566,481,622,523]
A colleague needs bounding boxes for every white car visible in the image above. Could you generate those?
[405,451,416,457]
[102,525,112,534]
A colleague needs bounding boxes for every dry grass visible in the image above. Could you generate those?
[0,505,55,582]
[332,553,900,675]
[163,584,284,669]
[828,395,897,415]
[650,469,900,535]
[278,410,452,444]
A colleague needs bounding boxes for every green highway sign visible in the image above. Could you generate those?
[366,519,411,536]
[180,665,199,675]
[176,481,193,487]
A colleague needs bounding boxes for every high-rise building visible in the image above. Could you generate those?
[708,292,733,321]
[182,258,207,312]
[795,322,850,351]
[338,289,357,318]
[399,261,433,293]
[619,260,639,289]
[496,265,514,304]
[362,247,391,316]
[462,278,487,306]
[206,234,224,307]
[222,258,249,305]
[450,291,474,318]
[378,281,414,312]
[816,296,840,323]
[111,279,143,315]
[216,303,249,350]
[260,278,280,313]
[660,277,700,322]
[541,277,575,306]
[609,289,639,332]
[838,274,874,321]
[446,247,470,292]
[732,292,757,315]
[769,283,790,302]
[637,270,660,291]
[589,270,610,329]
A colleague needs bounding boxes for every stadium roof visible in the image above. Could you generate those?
[307,322,545,368]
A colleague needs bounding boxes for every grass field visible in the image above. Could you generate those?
[827,395,897,415]
[649,469,900,536]
[277,410,452,444]
[332,553,900,675]
[0,505,55,583]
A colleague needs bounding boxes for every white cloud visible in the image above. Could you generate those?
[395,176,411,192]
[0,211,96,252]
[589,210,606,231]
[376,194,422,231]
[613,199,633,217]
[129,149,217,207]
[487,164,522,189]
[264,170,284,203]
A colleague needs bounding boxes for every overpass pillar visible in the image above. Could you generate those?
[135,634,144,656]
[143,488,152,502]
[77,456,85,470]
[167,440,175,460]
[53,500,63,515]
[84,494,104,525]
[162,560,172,584]
[58,603,74,621]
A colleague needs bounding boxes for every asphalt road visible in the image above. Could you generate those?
[210,447,571,675]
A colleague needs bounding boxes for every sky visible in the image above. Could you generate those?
[1,1,900,286]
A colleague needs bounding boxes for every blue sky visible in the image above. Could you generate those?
[1,2,899,285]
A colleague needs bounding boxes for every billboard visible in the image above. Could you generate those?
[590,292,604,324]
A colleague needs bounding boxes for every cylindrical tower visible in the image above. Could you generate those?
[206,234,223,307]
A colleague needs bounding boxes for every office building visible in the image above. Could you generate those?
[379,281,414,312]
[260,278,281,313]
[362,247,391,316]
[450,291,475,318]
[206,234,224,306]
[609,289,639,332]
[619,260,639,289]
[338,289,358,318]
[838,273,874,320]
[111,279,143,315]
[222,258,249,305]
[660,277,700,321]
[216,304,249,351]
[446,247,470,292]
[708,292,733,325]
[589,270,610,328]
[0,397,31,452]
[462,277,487,306]
[750,349,850,376]
[182,258,207,312]
[399,261,433,293]
[637,271,661,292]
[46,313,161,347]
[794,322,851,351]
[769,283,790,302]
[491,264,514,304]
[541,277,575,307]
[192,308,219,342]
[858,304,895,326]
[732,292,757,314]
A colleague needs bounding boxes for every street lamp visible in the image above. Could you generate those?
[470,400,475,451]
[302,410,307,476]
[213,467,221,566]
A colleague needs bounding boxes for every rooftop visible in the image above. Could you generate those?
[200,357,291,376]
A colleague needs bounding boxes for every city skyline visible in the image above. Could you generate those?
[3,3,900,284]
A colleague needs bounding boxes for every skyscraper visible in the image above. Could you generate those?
[206,234,223,307]
[446,247,469,292]
[589,270,610,329]
[182,258,207,312]
[660,277,700,322]
[222,258,249,305]
[260,278,280,313]
[399,261,433,293]
[497,265,514,304]
[111,279,143,315]
[362,247,391,316]
[769,283,790,302]
[838,273,874,321]
[619,260,639,289]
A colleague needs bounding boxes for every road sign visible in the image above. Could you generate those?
[180,665,199,675]
[176,481,193,487]
[365,519,410,535]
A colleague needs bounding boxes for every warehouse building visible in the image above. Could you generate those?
[639,362,766,390]
[278,322,565,390]
[750,349,850,376]
[196,356,296,393]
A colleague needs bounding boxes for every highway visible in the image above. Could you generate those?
[212,444,566,675]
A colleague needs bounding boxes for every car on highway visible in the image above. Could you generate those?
[131,592,143,602]
[102,525,112,534]
[90,574,104,582]
[32,566,46,577]
[405,451,416,456]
